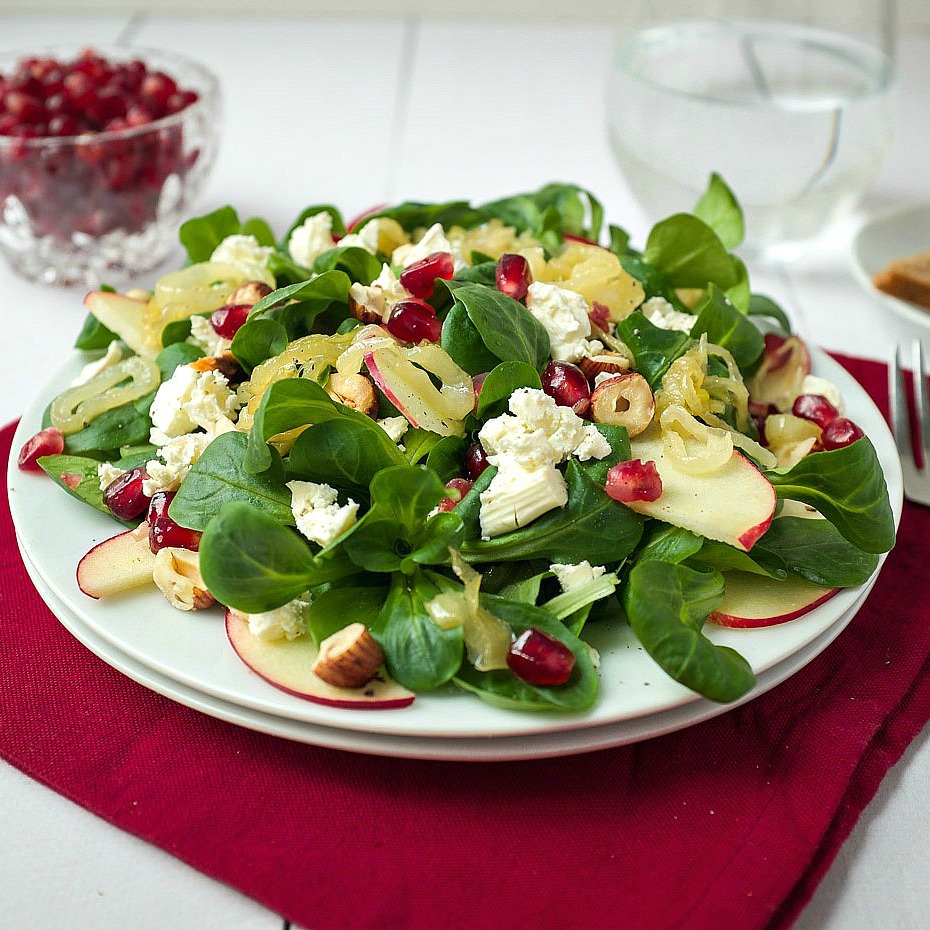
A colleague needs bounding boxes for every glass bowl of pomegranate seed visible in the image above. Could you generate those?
[0,46,220,287]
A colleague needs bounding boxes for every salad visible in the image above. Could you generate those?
[18,177,896,714]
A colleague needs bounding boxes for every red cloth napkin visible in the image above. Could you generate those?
[2,354,928,930]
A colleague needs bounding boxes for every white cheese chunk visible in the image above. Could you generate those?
[378,416,409,444]
[210,234,274,281]
[149,365,241,446]
[287,480,359,547]
[287,212,337,267]
[392,222,456,268]
[526,282,592,362]
[143,432,212,497]
[800,375,844,413]
[641,296,696,333]
[188,315,232,358]
[97,462,125,492]
[71,340,124,387]
[574,424,612,461]
[348,263,411,322]
[550,560,606,592]
[479,460,568,539]
[338,218,384,254]
[246,597,311,642]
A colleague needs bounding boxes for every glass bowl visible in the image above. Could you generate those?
[0,45,221,287]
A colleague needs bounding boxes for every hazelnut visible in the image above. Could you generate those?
[227,280,273,307]
[579,352,630,381]
[152,548,215,611]
[312,623,384,689]
[326,372,378,417]
[348,291,385,325]
[590,372,655,437]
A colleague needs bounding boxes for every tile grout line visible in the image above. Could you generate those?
[383,15,420,202]
[115,12,148,47]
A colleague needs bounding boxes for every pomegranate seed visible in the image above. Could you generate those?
[140,71,178,114]
[762,333,791,371]
[589,302,611,332]
[471,373,488,411]
[507,628,576,687]
[60,472,83,490]
[399,251,455,299]
[147,491,202,552]
[496,253,532,302]
[103,466,152,521]
[48,114,80,136]
[437,477,474,512]
[541,361,591,408]
[821,418,864,451]
[17,427,65,471]
[605,459,663,504]
[386,298,442,343]
[210,303,252,339]
[792,394,839,430]
[5,91,45,123]
[464,442,490,480]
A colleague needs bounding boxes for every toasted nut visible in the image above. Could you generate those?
[312,623,384,688]
[153,547,215,611]
[579,352,630,381]
[590,372,655,437]
[227,280,273,306]
[191,351,245,383]
[326,372,378,416]
[348,291,385,325]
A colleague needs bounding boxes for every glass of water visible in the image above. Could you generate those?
[607,0,896,261]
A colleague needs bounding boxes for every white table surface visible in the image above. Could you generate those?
[2,14,930,930]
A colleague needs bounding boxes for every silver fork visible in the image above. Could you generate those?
[891,341,930,506]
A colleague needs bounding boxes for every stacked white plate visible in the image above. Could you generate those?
[8,350,903,762]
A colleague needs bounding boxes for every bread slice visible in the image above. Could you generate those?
[873,250,930,310]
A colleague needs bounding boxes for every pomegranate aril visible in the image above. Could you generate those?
[399,251,455,299]
[589,302,611,332]
[147,491,202,552]
[541,361,591,408]
[605,459,663,504]
[496,253,532,302]
[5,91,44,123]
[437,477,474,512]
[386,298,442,343]
[821,418,864,451]
[17,427,65,471]
[464,442,490,480]
[210,303,252,340]
[103,466,152,521]
[792,394,839,430]
[507,628,576,687]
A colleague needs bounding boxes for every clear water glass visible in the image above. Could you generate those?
[607,0,896,261]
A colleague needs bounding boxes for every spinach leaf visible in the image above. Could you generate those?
[693,172,744,250]
[609,224,631,256]
[617,313,691,389]
[156,341,203,381]
[199,501,357,612]
[481,183,604,244]
[635,523,704,565]
[115,444,157,469]
[454,594,599,711]
[623,561,755,702]
[241,216,276,247]
[169,432,293,531]
[179,205,241,263]
[288,418,406,496]
[644,214,738,290]
[475,360,542,420]
[425,435,466,483]
[375,571,463,691]
[765,439,895,554]
[231,318,289,373]
[37,453,129,524]
[64,390,155,456]
[369,200,487,234]
[74,313,118,351]
[403,428,444,465]
[452,261,497,288]
[443,283,549,370]
[726,256,751,314]
[439,302,501,375]
[748,293,792,335]
[690,284,764,371]
[306,584,389,644]
[312,246,382,284]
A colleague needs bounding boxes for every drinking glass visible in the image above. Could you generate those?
[607,0,896,260]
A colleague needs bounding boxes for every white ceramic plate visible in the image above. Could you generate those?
[850,203,930,327]
[18,541,879,761]
[8,350,903,741]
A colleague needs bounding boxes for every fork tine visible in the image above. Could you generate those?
[915,340,930,470]
[891,343,912,463]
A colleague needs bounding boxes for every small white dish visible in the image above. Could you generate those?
[850,203,930,327]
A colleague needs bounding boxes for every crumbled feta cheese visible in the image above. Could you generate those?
[71,340,124,387]
[337,218,384,255]
[287,212,336,267]
[800,375,844,413]
[188,315,231,358]
[149,365,241,446]
[526,282,594,362]
[378,416,409,444]
[593,371,617,387]
[641,297,696,333]
[287,480,359,547]
[348,263,411,321]
[479,459,568,539]
[574,424,612,461]
[246,596,311,642]
[392,222,457,268]
[211,234,274,281]
[143,432,212,497]
[550,560,606,592]
[97,462,125,492]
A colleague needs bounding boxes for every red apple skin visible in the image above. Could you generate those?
[710,587,839,628]
[76,526,156,600]
[226,610,415,710]
[363,351,421,429]
[737,509,775,551]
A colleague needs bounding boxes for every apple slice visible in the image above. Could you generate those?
[709,572,838,628]
[76,525,156,599]
[626,432,776,551]
[226,610,415,710]
[84,291,152,358]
